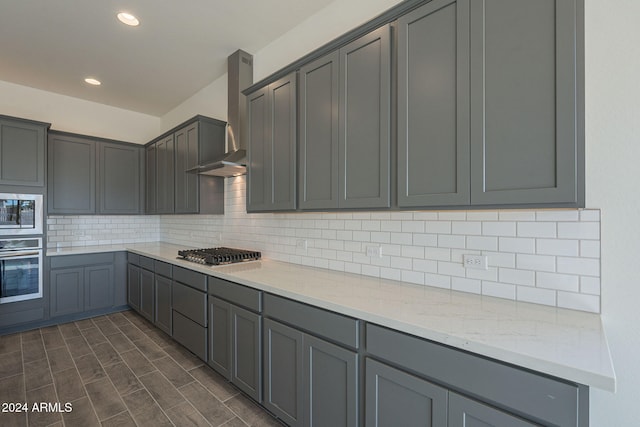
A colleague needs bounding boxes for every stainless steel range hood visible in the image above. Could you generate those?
[191,49,253,177]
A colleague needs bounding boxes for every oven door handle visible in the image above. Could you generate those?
[0,251,40,259]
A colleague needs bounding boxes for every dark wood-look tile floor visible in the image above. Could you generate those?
[0,310,284,427]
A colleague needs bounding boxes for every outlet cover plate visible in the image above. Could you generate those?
[463,254,488,270]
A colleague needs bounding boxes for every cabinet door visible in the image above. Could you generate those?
[298,51,340,210]
[246,87,270,211]
[208,297,232,379]
[139,268,154,322]
[449,393,540,427]
[269,74,297,211]
[47,133,96,214]
[174,123,199,214]
[231,305,262,402]
[84,264,114,311]
[263,318,304,427]
[145,144,157,214]
[339,25,391,208]
[50,268,84,317]
[470,0,580,206]
[156,135,175,213]
[304,334,358,427]
[127,264,141,311]
[365,358,448,427]
[0,118,46,187]
[397,0,471,207]
[98,142,142,214]
[155,275,172,335]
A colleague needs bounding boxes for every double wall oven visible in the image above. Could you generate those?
[0,193,44,304]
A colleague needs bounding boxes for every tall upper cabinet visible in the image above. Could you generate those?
[0,115,48,188]
[397,0,470,207]
[298,25,391,210]
[247,73,297,212]
[469,0,583,206]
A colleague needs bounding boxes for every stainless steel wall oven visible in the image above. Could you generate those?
[0,193,44,236]
[0,238,43,303]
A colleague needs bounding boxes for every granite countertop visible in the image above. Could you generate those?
[47,242,616,392]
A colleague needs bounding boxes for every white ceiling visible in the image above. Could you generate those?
[0,0,334,116]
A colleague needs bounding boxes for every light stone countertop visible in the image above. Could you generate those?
[47,242,616,392]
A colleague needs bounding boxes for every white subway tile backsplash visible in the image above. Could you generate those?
[536,239,580,256]
[51,177,601,313]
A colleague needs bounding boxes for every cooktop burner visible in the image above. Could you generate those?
[178,247,261,265]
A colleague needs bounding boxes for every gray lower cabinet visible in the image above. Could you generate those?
[449,393,539,427]
[297,24,391,210]
[365,358,448,426]
[127,264,141,312]
[139,268,154,322]
[397,0,470,207]
[208,277,263,401]
[48,131,143,215]
[263,318,304,427]
[247,72,297,212]
[154,274,172,335]
[0,115,48,187]
[172,267,208,360]
[469,0,582,206]
[49,253,118,319]
[263,294,360,427]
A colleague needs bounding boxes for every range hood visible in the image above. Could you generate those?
[191,49,253,177]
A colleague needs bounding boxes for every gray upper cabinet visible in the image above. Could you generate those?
[247,73,297,212]
[48,133,97,214]
[0,116,48,187]
[48,131,143,215]
[145,144,157,213]
[155,134,175,214]
[397,0,470,207]
[174,122,199,213]
[145,116,225,215]
[298,25,391,210]
[339,24,391,209]
[470,0,582,206]
[98,142,143,214]
[298,51,340,210]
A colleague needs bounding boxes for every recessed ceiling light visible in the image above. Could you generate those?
[84,78,101,86]
[117,12,140,26]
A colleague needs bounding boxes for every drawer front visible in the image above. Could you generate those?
[366,324,579,427]
[173,266,207,292]
[139,255,154,271]
[127,252,140,265]
[50,252,115,269]
[173,311,207,361]
[209,276,262,312]
[154,260,173,278]
[172,281,207,326]
[264,293,359,349]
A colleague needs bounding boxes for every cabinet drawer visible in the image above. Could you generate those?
[139,256,154,271]
[264,293,359,349]
[366,324,580,427]
[127,252,140,265]
[154,260,172,278]
[172,281,207,326]
[173,266,207,292]
[173,311,207,361]
[209,276,261,312]
[50,252,115,269]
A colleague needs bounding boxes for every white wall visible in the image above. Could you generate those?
[0,80,159,144]
[585,0,640,425]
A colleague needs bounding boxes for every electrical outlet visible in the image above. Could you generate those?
[366,245,382,258]
[463,254,488,270]
[296,239,308,251]
[72,230,85,236]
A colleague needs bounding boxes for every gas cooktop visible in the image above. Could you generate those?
[177,247,261,265]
